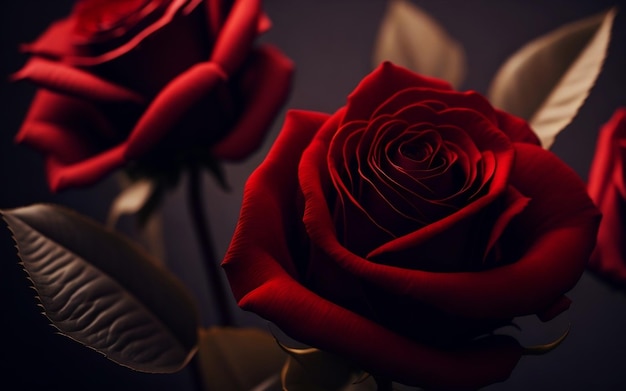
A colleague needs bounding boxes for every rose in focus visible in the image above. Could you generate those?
[222,63,600,389]
[13,0,293,191]
[587,107,626,286]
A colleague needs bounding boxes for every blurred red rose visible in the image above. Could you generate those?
[222,62,600,390]
[588,107,626,286]
[13,0,293,191]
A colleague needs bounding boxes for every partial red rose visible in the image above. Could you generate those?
[587,107,626,286]
[222,62,601,390]
[13,0,293,191]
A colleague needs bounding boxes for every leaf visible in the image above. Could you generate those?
[106,177,157,229]
[108,174,166,263]
[372,0,466,88]
[280,344,374,391]
[1,204,199,373]
[196,327,287,391]
[487,8,616,149]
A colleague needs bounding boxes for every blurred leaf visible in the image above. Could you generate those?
[372,0,466,88]
[196,327,287,391]
[1,203,199,373]
[109,174,166,263]
[488,8,616,149]
[280,344,374,391]
[106,177,157,229]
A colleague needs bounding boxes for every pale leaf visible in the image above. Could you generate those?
[1,204,199,373]
[488,8,616,149]
[196,327,287,391]
[372,0,466,88]
[280,344,374,390]
[108,175,166,263]
[106,177,156,229]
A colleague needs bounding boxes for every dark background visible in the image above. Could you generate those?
[1,1,626,390]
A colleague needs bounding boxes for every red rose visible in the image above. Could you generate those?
[13,0,293,191]
[587,107,626,286]
[222,63,600,389]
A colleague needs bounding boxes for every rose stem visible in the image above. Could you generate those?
[187,163,234,327]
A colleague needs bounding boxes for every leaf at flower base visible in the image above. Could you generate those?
[1,203,199,373]
[106,177,158,229]
[487,8,616,149]
[372,0,466,88]
[196,327,288,391]
[108,174,166,263]
[280,344,376,391]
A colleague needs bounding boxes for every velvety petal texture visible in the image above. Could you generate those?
[13,0,292,192]
[222,62,600,389]
[587,107,626,286]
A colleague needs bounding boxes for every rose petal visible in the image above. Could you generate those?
[317,143,599,320]
[69,0,198,65]
[11,58,144,104]
[588,108,626,203]
[239,275,523,390]
[211,44,294,161]
[373,88,499,125]
[124,61,226,159]
[45,143,127,192]
[365,108,514,258]
[222,109,523,389]
[15,89,117,163]
[588,108,626,285]
[224,109,331,297]
[343,62,453,123]
[210,0,262,75]
[495,109,541,145]
[205,0,223,38]
[20,18,76,59]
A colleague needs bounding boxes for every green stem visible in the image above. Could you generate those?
[187,164,234,327]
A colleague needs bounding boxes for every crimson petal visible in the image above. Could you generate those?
[343,62,452,123]
[321,143,599,320]
[125,61,226,159]
[211,44,294,160]
[12,58,144,104]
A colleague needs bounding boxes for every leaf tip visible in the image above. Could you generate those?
[522,324,571,355]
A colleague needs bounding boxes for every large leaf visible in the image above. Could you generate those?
[372,0,466,88]
[488,8,616,149]
[196,327,287,391]
[1,203,199,373]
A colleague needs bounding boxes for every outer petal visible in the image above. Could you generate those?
[45,143,128,192]
[240,275,522,390]
[588,108,626,285]
[15,89,117,163]
[20,18,77,59]
[222,112,523,390]
[12,58,144,104]
[223,109,331,299]
[495,109,541,145]
[306,143,600,320]
[68,0,200,65]
[210,0,263,75]
[343,62,452,123]
[125,62,227,159]
[211,44,294,160]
